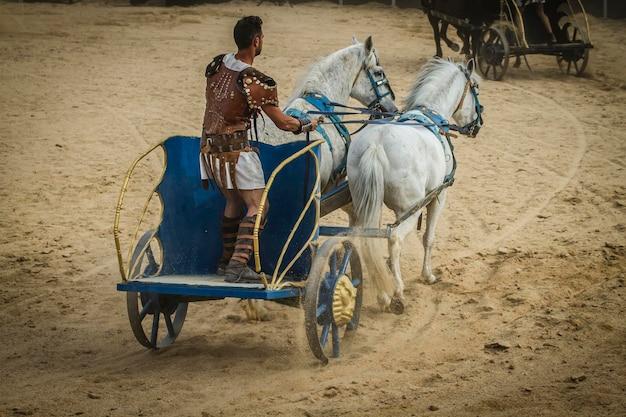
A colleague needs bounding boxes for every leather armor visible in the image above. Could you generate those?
[201,54,279,141]
[200,54,279,191]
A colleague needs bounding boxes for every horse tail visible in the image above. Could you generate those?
[351,142,387,229]
[349,140,394,309]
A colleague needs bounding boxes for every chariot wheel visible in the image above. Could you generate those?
[556,21,589,77]
[126,230,188,350]
[477,25,510,81]
[304,238,363,364]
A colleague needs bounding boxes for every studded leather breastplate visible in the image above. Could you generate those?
[201,55,280,139]
[202,58,251,138]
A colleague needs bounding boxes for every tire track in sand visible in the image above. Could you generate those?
[454,82,588,258]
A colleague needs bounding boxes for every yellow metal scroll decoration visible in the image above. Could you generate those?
[270,151,320,289]
[253,139,324,290]
[113,141,167,281]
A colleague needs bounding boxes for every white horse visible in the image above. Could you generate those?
[259,36,397,190]
[245,38,396,321]
[347,58,483,312]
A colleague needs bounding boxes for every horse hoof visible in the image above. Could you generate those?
[377,293,392,312]
[449,43,460,52]
[389,297,405,315]
[242,300,272,321]
[423,274,439,285]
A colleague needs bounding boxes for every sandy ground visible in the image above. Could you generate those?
[1,1,625,416]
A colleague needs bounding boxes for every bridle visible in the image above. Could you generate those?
[451,66,483,137]
[299,50,398,139]
[365,65,395,111]
[352,52,396,113]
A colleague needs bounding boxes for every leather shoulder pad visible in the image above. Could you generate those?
[238,67,277,87]
[205,54,226,78]
[238,67,279,111]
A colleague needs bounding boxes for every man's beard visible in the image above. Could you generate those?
[255,46,262,56]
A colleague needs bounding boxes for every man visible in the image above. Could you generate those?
[517,0,557,44]
[199,16,318,283]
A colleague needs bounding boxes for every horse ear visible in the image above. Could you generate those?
[352,35,359,45]
[467,58,475,74]
[364,36,373,54]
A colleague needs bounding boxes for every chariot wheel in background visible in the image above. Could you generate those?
[555,21,589,77]
[477,25,510,81]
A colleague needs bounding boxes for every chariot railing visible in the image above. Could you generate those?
[114,141,167,282]
[254,139,324,290]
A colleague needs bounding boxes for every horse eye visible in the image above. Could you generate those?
[374,70,383,77]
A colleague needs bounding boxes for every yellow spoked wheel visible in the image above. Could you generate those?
[304,238,363,364]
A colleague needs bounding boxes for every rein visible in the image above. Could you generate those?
[309,66,482,138]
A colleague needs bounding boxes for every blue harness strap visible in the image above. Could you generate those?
[397,106,456,184]
[285,93,352,182]
[285,108,334,152]
[302,94,351,145]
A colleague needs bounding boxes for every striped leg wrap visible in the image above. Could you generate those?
[219,215,242,268]
[228,215,257,267]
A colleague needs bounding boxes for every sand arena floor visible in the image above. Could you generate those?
[0,1,625,416]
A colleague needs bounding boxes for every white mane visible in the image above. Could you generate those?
[403,57,480,113]
[287,44,365,103]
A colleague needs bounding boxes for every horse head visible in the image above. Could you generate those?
[350,36,398,114]
[452,59,483,137]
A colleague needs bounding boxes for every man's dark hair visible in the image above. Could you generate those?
[234,16,263,50]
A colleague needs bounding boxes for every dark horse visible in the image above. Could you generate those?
[422,0,500,58]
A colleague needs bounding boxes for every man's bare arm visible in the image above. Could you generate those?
[262,104,318,132]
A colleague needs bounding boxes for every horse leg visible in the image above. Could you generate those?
[387,212,420,314]
[427,14,444,57]
[459,29,471,57]
[470,30,481,59]
[242,299,271,321]
[441,22,460,52]
[422,189,447,284]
